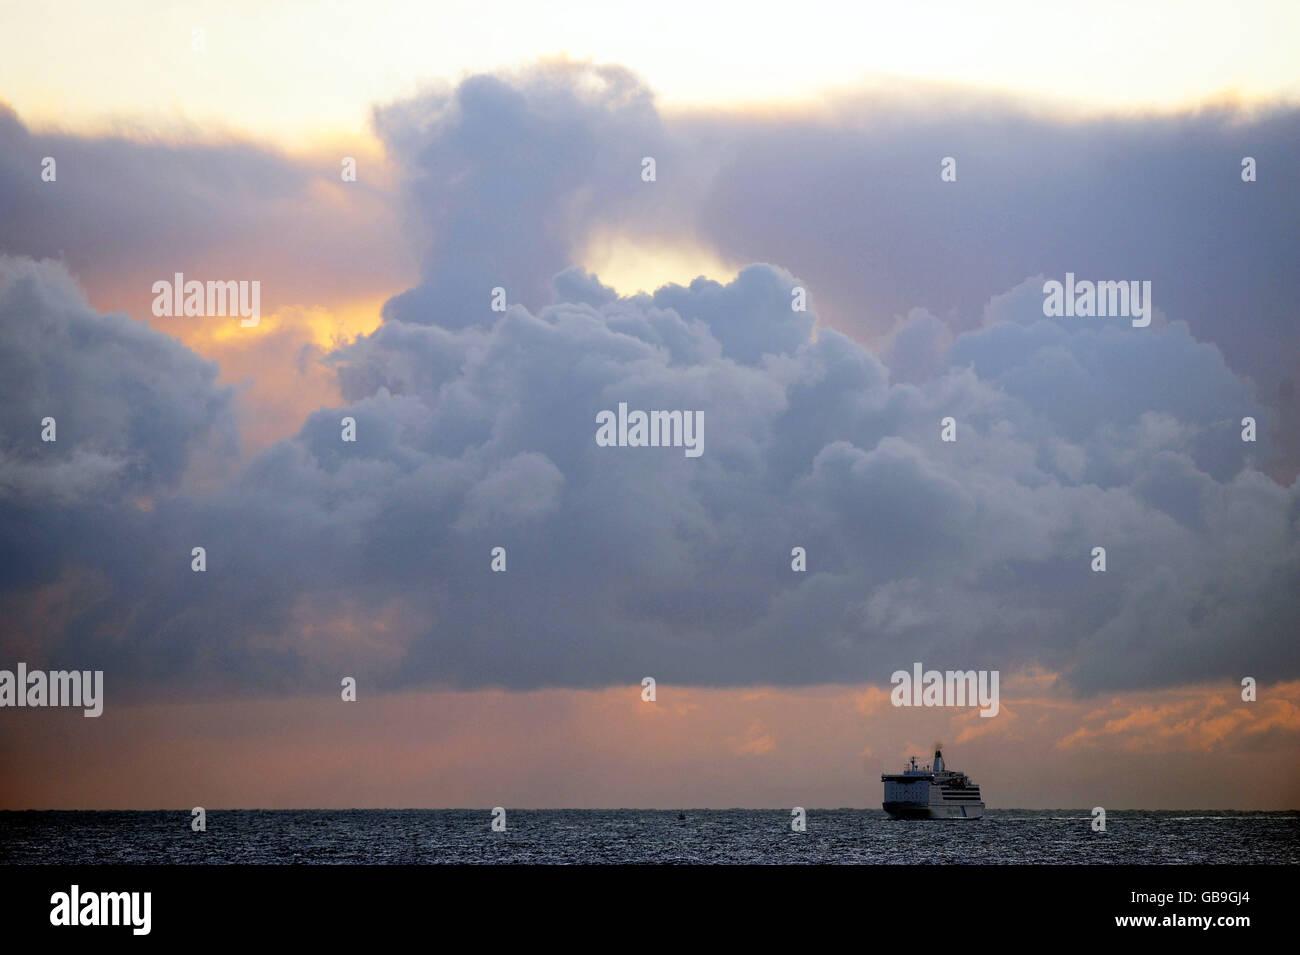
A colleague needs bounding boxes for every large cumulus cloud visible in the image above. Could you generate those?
[363,62,1300,474]
[4,251,1295,698]
[374,63,676,327]
[0,62,1297,701]
[0,255,237,653]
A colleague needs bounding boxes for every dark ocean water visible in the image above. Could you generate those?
[1,810,1295,864]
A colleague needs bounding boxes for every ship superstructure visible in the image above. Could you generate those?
[881,749,984,819]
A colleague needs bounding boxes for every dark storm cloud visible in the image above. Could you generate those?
[0,63,1296,700]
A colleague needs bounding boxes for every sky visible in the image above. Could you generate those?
[0,1,1298,810]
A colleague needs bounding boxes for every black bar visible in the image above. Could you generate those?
[0,864,1283,942]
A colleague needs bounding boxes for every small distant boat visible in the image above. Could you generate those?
[882,748,984,819]
[678,812,686,820]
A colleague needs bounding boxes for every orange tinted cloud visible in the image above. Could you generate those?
[170,299,387,452]
[1057,684,1300,754]
[4,677,1297,810]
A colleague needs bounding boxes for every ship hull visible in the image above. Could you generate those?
[883,801,984,820]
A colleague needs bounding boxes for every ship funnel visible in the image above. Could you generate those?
[933,749,944,773]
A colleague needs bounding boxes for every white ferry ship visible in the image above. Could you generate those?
[882,748,984,819]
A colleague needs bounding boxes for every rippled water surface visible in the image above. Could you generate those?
[2,810,1296,864]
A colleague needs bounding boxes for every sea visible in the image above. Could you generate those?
[2,809,1296,864]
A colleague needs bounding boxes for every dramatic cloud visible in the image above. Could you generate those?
[3,254,1295,697]
[373,63,676,326]
[366,65,1300,472]
[0,255,237,656]
[0,103,414,453]
[681,96,1300,413]
[0,62,1296,706]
